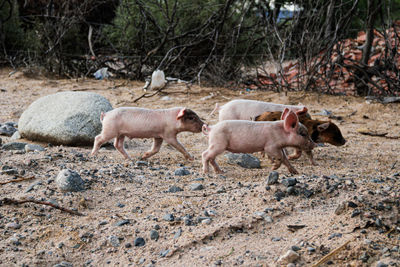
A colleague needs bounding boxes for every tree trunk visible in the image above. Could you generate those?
[362,0,378,65]
[324,0,335,39]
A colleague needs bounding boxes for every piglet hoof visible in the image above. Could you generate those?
[141,153,152,159]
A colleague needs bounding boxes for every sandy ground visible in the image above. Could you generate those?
[0,68,399,267]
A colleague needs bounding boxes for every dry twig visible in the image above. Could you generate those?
[311,238,352,267]
[0,197,84,216]
[133,86,167,103]
[0,176,35,185]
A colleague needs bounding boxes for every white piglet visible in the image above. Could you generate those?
[91,107,204,160]
[210,99,309,121]
[201,108,315,174]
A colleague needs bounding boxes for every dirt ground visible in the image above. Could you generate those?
[0,68,399,267]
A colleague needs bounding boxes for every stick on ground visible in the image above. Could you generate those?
[0,198,84,216]
[0,176,35,185]
[311,238,352,267]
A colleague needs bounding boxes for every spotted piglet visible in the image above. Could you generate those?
[91,107,204,160]
[201,108,316,174]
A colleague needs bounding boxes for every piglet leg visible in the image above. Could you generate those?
[165,137,194,161]
[305,150,318,166]
[142,138,163,159]
[202,144,225,174]
[281,156,299,174]
[91,134,109,156]
[266,147,298,174]
[210,159,223,174]
[114,135,131,160]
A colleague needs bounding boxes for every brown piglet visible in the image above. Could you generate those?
[91,107,204,160]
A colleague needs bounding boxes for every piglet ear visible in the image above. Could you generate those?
[176,108,186,120]
[296,106,308,116]
[283,110,299,133]
[317,122,330,132]
[281,108,290,120]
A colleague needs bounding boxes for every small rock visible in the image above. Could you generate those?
[125,243,132,248]
[225,153,261,169]
[291,245,301,251]
[277,250,300,265]
[201,218,211,225]
[109,236,120,247]
[174,167,190,176]
[216,187,226,193]
[25,181,43,193]
[328,233,342,240]
[160,249,170,257]
[274,191,286,201]
[6,222,21,230]
[317,109,332,116]
[184,217,193,226]
[351,210,361,217]
[163,214,174,222]
[25,144,45,152]
[168,186,183,193]
[174,228,182,239]
[1,142,27,151]
[10,131,21,140]
[282,178,297,187]
[0,167,18,175]
[287,186,296,195]
[150,230,159,241]
[114,220,130,226]
[190,183,204,191]
[307,247,316,253]
[347,201,358,208]
[214,259,222,265]
[53,262,73,267]
[9,236,21,246]
[335,202,346,215]
[302,189,313,198]
[266,171,279,185]
[0,123,17,136]
[376,262,388,267]
[134,237,145,247]
[55,169,85,192]
[116,203,125,208]
[136,161,148,167]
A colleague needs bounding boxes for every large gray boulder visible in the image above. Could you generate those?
[18,91,112,145]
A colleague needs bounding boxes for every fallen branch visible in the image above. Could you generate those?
[0,197,84,216]
[133,86,168,103]
[311,238,352,267]
[0,176,35,185]
[357,128,400,139]
[357,128,388,137]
